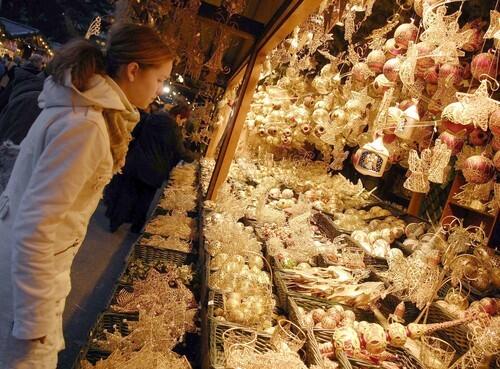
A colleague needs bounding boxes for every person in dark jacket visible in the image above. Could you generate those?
[104,109,196,232]
[0,54,43,112]
[0,70,47,144]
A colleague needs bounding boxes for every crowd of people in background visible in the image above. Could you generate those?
[0,52,198,215]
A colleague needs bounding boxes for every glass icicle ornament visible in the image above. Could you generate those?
[354,136,389,177]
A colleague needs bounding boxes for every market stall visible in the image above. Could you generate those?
[0,17,53,58]
[200,0,500,368]
[77,0,499,369]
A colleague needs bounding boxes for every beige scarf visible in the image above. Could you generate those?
[102,77,140,174]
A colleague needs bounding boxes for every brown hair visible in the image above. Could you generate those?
[169,104,191,120]
[48,23,173,91]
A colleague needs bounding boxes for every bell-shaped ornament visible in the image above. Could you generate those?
[354,136,389,177]
[394,101,420,140]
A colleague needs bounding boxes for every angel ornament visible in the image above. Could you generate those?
[404,148,432,193]
[329,145,349,171]
[428,139,452,184]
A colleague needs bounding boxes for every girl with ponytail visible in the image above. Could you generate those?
[0,23,173,368]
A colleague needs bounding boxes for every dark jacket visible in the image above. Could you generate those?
[104,112,195,231]
[0,71,46,144]
[0,63,41,112]
[125,112,195,187]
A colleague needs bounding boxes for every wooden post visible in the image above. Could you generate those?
[206,0,324,200]
[207,49,262,199]
[205,66,246,159]
[408,192,424,216]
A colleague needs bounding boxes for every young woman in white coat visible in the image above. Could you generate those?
[0,23,174,368]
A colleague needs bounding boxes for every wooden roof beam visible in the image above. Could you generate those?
[197,1,265,41]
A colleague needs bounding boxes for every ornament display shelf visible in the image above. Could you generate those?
[75,164,202,369]
[440,173,499,248]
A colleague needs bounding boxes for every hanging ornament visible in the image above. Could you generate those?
[441,119,473,135]
[471,52,498,81]
[461,19,486,53]
[493,151,500,171]
[424,65,440,84]
[462,154,496,184]
[394,100,420,141]
[367,49,386,73]
[438,63,463,86]
[404,148,432,193]
[428,139,452,184]
[490,108,500,136]
[348,87,375,113]
[352,62,374,83]
[384,38,404,58]
[484,10,500,48]
[469,127,490,146]
[354,136,389,177]
[383,57,402,82]
[439,130,465,155]
[372,74,394,95]
[492,136,500,151]
[454,80,500,131]
[394,21,418,49]
[415,41,436,77]
[312,108,330,125]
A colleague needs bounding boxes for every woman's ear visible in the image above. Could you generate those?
[125,62,140,82]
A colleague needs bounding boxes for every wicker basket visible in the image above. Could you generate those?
[208,291,274,368]
[426,302,471,355]
[154,205,199,219]
[287,295,375,367]
[78,312,139,365]
[312,213,388,273]
[309,328,424,369]
[207,290,281,331]
[89,312,138,343]
[132,243,194,266]
[138,233,196,255]
[378,293,421,324]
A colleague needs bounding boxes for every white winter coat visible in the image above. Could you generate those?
[0,72,138,343]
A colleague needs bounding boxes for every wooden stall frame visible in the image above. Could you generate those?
[207,0,329,200]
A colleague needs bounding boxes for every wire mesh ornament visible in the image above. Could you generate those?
[453,80,500,131]
[420,3,471,64]
[225,343,308,369]
[204,28,232,83]
[404,148,433,193]
[374,88,395,133]
[301,14,334,57]
[428,74,457,115]
[85,16,102,40]
[428,139,452,184]
[399,43,426,101]
[419,335,456,369]
[343,7,357,44]
[484,10,500,49]
[367,14,401,50]
[329,146,349,171]
[270,319,306,353]
[453,181,493,208]
[449,316,500,369]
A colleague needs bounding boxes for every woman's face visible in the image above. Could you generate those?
[122,60,173,109]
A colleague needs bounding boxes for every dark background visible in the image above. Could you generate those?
[0,0,113,42]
